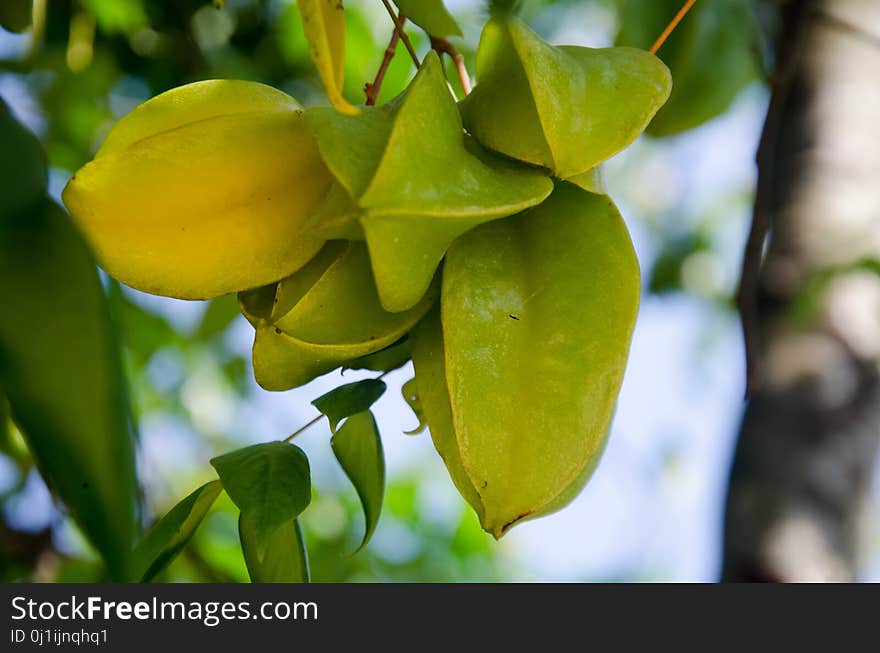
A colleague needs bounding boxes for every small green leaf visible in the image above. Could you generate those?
[240,514,309,583]
[134,480,223,582]
[312,379,387,433]
[331,411,385,551]
[297,0,359,115]
[393,0,461,37]
[211,442,311,557]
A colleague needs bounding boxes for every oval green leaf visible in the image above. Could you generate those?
[312,379,387,432]
[331,410,385,552]
[134,480,223,582]
[240,514,310,583]
[211,442,311,558]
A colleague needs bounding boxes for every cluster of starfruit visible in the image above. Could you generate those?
[63,9,671,538]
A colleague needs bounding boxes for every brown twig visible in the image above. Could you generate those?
[431,36,472,96]
[364,19,403,106]
[381,0,420,66]
[650,0,698,54]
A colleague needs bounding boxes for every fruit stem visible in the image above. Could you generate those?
[380,0,420,67]
[649,0,698,54]
[431,36,472,97]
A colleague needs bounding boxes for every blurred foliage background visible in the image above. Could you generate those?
[2,0,879,582]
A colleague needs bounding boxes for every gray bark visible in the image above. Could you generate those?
[724,0,880,582]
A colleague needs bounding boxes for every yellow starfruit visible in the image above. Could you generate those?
[63,80,333,300]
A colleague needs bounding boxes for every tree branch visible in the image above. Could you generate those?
[724,0,880,582]
[364,19,404,106]
[380,0,420,66]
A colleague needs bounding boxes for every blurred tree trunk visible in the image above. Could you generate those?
[724,0,880,582]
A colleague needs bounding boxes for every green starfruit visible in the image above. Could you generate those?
[304,51,553,313]
[63,80,333,300]
[459,14,671,184]
[240,241,436,391]
[413,183,640,537]
[410,309,485,523]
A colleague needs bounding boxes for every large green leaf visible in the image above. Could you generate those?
[305,52,553,312]
[331,410,385,551]
[440,183,640,537]
[0,201,140,579]
[0,101,47,219]
[211,442,311,557]
[240,515,309,583]
[312,379,387,432]
[393,0,461,37]
[0,101,139,580]
[460,14,671,180]
[134,480,223,582]
[617,0,760,136]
